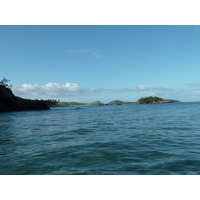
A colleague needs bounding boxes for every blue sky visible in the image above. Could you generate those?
[1,25,200,102]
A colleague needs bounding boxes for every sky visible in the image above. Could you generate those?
[1,25,200,103]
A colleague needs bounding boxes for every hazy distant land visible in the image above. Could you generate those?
[50,97,180,107]
[50,100,136,107]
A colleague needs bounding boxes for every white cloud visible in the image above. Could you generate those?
[12,82,105,99]
[138,85,152,90]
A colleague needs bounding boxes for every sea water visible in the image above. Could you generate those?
[1,102,200,175]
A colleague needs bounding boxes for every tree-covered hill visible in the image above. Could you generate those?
[137,96,164,104]
[86,101,104,105]
[137,96,179,104]
[108,100,124,105]
[55,100,104,106]
[108,100,135,105]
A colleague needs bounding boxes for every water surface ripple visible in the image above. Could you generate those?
[1,102,200,175]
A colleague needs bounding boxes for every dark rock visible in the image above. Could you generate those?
[0,85,50,112]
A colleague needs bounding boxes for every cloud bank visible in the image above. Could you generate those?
[12,83,200,101]
[13,83,104,99]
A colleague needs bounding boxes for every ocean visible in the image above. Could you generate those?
[1,102,200,175]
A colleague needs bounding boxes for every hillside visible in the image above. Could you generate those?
[53,100,138,107]
[108,100,136,105]
[108,100,124,105]
[56,101,105,106]
[137,96,179,104]
[0,85,50,112]
[56,101,87,106]
[86,101,104,105]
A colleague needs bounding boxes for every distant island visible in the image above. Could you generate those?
[137,96,180,104]
[44,97,180,107]
[49,100,136,107]
[108,100,136,105]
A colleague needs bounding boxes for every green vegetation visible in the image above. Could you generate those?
[55,100,104,106]
[137,96,164,104]
[108,100,136,105]
[86,101,103,105]
[109,100,124,105]
[59,101,87,106]
[15,97,58,106]
[137,96,180,104]
[40,99,59,106]
[0,77,13,89]
[53,100,136,106]
[37,97,179,107]
[56,101,70,106]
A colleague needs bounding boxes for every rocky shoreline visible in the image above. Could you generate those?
[137,100,172,104]
[0,85,50,112]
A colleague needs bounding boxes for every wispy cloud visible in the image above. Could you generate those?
[66,48,95,53]
[182,82,200,95]
[110,85,198,100]
[111,85,153,92]
[93,52,104,58]
[66,48,104,58]
[180,83,200,87]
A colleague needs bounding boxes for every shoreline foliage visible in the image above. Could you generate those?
[137,96,164,104]
[40,99,60,106]
[0,77,13,89]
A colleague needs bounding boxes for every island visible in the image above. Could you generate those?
[137,96,180,104]
[50,100,136,107]
[108,100,135,105]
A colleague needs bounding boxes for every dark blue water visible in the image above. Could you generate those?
[1,102,200,175]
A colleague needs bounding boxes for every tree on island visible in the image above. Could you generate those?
[137,96,165,104]
[40,99,60,106]
[0,77,13,90]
